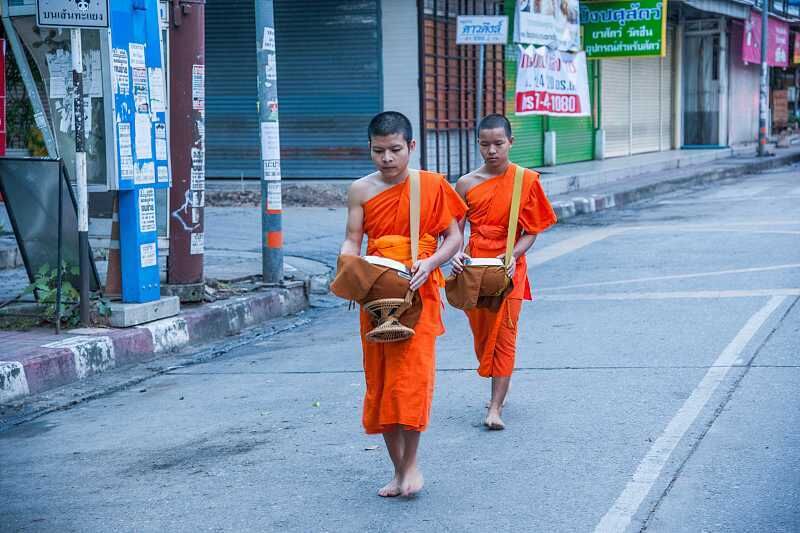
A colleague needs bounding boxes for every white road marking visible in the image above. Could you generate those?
[659,196,800,205]
[629,221,800,229]
[704,185,772,199]
[594,295,787,533]
[529,228,626,266]
[538,289,800,301]
[538,264,800,292]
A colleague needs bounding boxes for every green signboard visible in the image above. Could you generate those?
[580,0,667,58]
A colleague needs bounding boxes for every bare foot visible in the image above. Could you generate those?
[399,467,424,497]
[484,409,505,430]
[378,474,402,497]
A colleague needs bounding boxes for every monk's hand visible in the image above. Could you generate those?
[497,253,516,279]
[451,252,470,275]
[410,259,435,291]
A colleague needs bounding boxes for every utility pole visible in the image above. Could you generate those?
[168,0,206,299]
[70,28,90,325]
[255,0,283,284]
[758,0,769,156]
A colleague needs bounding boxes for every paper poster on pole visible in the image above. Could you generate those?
[134,113,152,159]
[134,161,155,185]
[190,232,204,255]
[140,242,157,267]
[192,65,205,110]
[515,45,591,117]
[112,48,130,95]
[260,122,280,160]
[263,159,281,181]
[267,181,282,211]
[118,122,134,178]
[514,0,580,51]
[138,187,156,233]
[148,67,166,112]
[154,122,167,161]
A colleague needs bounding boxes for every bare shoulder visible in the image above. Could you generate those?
[456,169,487,196]
[348,172,381,205]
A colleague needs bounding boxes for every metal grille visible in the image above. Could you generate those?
[420,0,505,180]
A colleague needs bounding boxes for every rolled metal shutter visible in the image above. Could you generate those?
[549,61,595,164]
[274,1,381,179]
[660,30,674,151]
[205,0,382,179]
[206,2,260,177]
[601,58,631,158]
[630,57,661,154]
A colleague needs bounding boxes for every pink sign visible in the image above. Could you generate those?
[742,10,790,68]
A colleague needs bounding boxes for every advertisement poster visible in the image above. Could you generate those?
[742,11,790,68]
[580,0,667,58]
[515,45,591,117]
[514,0,580,51]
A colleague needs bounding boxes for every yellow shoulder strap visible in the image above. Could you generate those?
[504,165,525,268]
[409,169,421,264]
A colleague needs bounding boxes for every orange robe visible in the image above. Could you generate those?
[464,165,556,378]
[360,171,467,434]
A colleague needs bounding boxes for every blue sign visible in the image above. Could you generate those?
[110,0,169,303]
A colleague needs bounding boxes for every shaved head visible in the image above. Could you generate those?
[478,113,512,139]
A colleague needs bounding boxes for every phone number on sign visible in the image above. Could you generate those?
[515,91,583,115]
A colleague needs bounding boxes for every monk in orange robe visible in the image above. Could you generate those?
[340,112,466,497]
[452,114,556,430]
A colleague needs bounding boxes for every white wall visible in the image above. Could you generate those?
[381,0,422,168]
[728,21,760,146]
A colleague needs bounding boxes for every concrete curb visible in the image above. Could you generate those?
[0,282,307,404]
[550,150,800,221]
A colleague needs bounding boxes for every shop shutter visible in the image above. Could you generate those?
[505,48,544,167]
[601,58,631,158]
[549,61,595,164]
[274,0,381,179]
[660,29,674,150]
[630,57,661,154]
[205,0,382,179]
[205,1,260,177]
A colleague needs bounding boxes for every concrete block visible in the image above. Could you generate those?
[0,362,29,403]
[572,197,596,214]
[594,129,606,160]
[162,282,205,303]
[544,131,557,166]
[107,296,181,328]
[552,200,576,219]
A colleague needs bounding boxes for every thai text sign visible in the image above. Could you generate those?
[456,16,509,45]
[580,0,666,58]
[37,0,110,28]
[515,45,591,117]
[742,11,789,68]
[514,0,580,51]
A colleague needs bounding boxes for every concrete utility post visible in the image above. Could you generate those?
[758,0,769,156]
[255,0,283,284]
[70,29,90,325]
[168,0,206,298]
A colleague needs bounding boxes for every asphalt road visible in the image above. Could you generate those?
[1,165,799,532]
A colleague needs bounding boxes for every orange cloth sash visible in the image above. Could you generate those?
[368,234,445,288]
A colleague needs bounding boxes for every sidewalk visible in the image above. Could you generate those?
[2,143,799,405]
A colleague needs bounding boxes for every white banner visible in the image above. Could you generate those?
[514,45,591,117]
[514,0,580,51]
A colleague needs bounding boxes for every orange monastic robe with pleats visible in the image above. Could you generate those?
[464,165,556,378]
[360,171,467,434]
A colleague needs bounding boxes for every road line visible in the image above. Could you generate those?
[538,264,800,292]
[538,289,800,301]
[529,228,626,266]
[594,296,786,533]
[628,221,800,230]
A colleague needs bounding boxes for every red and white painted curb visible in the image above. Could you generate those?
[0,283,307,404]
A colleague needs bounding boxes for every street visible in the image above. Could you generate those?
[1,165,799,532]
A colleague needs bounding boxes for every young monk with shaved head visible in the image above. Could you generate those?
[340,111,466,496]
[452,114,557,430]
